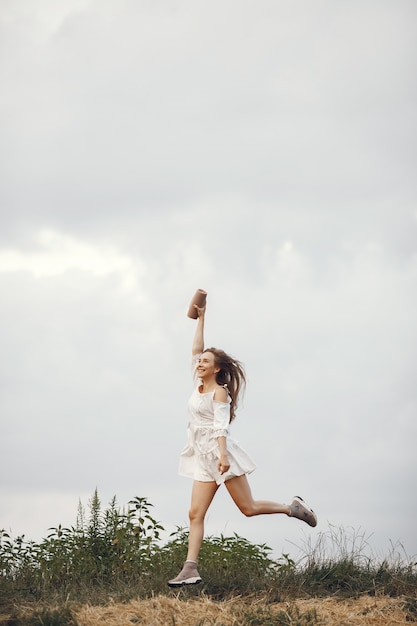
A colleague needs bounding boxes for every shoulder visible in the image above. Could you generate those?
[213,385,228,403]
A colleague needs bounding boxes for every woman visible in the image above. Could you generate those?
[168,302,317,587]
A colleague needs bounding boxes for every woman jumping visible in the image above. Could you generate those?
[168,301,317,587]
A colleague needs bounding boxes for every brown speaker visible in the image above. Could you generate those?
[187,289,207,318]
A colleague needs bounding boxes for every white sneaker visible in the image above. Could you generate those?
[167,561,202,587]
[290,496,317,527]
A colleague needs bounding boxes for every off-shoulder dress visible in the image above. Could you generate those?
[178,354,256,485]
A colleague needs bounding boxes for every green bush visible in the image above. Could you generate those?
[1,492,416,605]
[0,490,164,602]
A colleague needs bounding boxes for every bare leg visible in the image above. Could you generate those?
[168,476,317,586]
[187,480,219,561]
[225,474,291,516]
[168,480,219,587]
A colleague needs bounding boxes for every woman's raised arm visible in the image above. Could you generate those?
[192,305,206,355]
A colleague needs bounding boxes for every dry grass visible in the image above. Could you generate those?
[74,596,414,625]
[296,596,412,625]
[2,595,414,626]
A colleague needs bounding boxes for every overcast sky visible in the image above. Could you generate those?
[1,0,416,564]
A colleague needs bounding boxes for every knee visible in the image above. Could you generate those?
[239,503,257,517]
[188,507,204,523]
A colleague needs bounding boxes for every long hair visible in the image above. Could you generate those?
[203,347,246,422]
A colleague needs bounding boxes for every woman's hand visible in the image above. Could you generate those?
[194,304,206,318]
[218,455,230,475]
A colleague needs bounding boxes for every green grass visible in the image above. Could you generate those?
[1,490,416,608]
[293,524,417,599]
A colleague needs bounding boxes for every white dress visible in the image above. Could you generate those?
[178,354,256,485]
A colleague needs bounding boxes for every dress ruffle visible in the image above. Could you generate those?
[178,361,256,485]
[178,436,256,485]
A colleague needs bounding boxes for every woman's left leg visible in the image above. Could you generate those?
[225,475,317,526]
[225,474,291,516]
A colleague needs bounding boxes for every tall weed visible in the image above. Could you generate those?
[291,524,417,598]
[1,493,416,605]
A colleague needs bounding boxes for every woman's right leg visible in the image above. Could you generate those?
[168,480,218,587]
[187,480,219,561]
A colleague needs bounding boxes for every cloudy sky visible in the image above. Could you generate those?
[1,0,416,564]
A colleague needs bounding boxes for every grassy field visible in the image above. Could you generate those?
[1,492,416,624]
[2,594,417,625]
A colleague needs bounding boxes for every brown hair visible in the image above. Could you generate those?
[203,347,246,422]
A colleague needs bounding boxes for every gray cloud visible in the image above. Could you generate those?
[0,0,416,560]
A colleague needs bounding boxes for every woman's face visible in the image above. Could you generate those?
[197,351,219,379]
